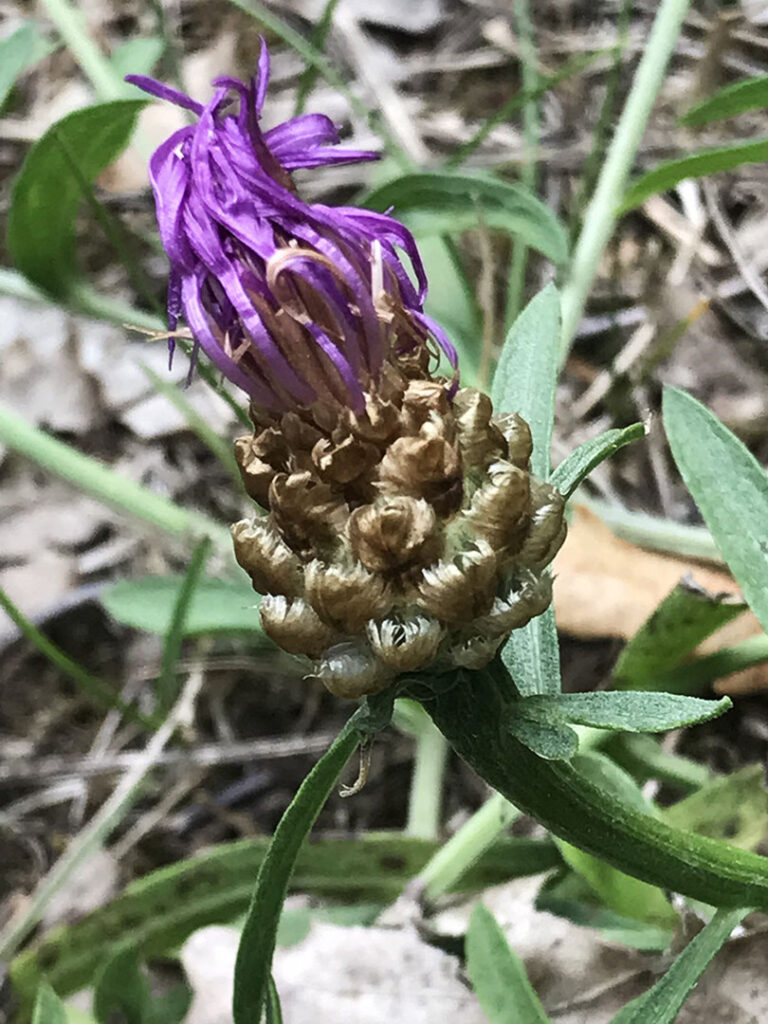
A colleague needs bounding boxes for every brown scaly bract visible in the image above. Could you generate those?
[231,355,566,698]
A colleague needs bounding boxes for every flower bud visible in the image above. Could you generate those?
[304,559,393,634]
[453,388,507,472]
[367,612,443,671]
[466,461,531,554]
[348,496,438,572]
[516,482,567,569]
[314,641,394,699]
[416,541,497,623]
[260,595,338,657]
[231,518,303,596]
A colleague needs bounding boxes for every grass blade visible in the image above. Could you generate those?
[0,402,231,554]
[611,907,746,1023]
[622,139,768,212]
[156,538,211,712]
[680,75,768,125]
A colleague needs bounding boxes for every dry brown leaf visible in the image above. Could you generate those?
[553,505,766,694]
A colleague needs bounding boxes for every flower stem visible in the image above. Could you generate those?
[400,703,449,841]
[559,0,692,356]
[418,791,520,905]
[38,0,125,100]
[504,0,539,332]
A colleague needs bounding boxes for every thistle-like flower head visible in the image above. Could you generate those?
[127,43,456,413]
[135,47,566,698]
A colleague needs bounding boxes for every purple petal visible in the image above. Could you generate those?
[125,75,204,114]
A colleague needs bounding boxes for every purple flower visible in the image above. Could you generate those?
[127,44,456,414]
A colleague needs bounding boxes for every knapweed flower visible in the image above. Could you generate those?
[133,45,566,698]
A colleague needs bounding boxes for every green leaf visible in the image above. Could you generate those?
[507,712,578,761]
[101,575,263,637]
[265,976,283,1024]
[11,832,556,1006]
[663,765,768,851]
[610,907,745,1024]
[418,235,482,386]
[110,37,164,83]
[654,633,768,695]
[613,576,746,691]
[680,75,768,126]
[537,871,673,951]
[490,283,561,479]
[603,734,710,794]
[555,754,677,927]
[8,100,146,297]
[156,539,211,712]
[621,139,768,212]
[551,423,645,498]
[94,950,190,1024]
[519,692,732,733]
[465,904,551,1024]
[0,23,55,111]
[364,173,568,265]
[495,285,562,697]
[32,983,68,1024]
[502,606,561,699]
[664,386,768,635]
[232,720,361,1023]
[94,951,145,1024]
[424,665,768,915]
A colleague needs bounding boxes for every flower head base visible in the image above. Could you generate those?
[135,47,565,698]
[128,44,456,414]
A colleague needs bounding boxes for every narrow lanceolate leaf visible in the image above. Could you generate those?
[610,907,746,1024]
[8,100,146,296]
[156,538,212,713]
[232,720,361,1024]
[551,423,645,498]
[494,284,562,696]
[621,139,768,212]
[466,904,551,1024]
[664,387,768,635]
[516,692,732,734]
[680,75,768,126]
[490,283,561,478]
[613,578,746,691]
[31,983,68,1024]
[364,173,569,265]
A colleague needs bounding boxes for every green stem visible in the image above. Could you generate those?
[420,663,768,911]
[232,719,360,1023]
[402,705,449,841]
[38,0,125,100]
[505,0,539,331]
[0,401,232,555]
[559,0,693,357]
[418,791,520,905]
